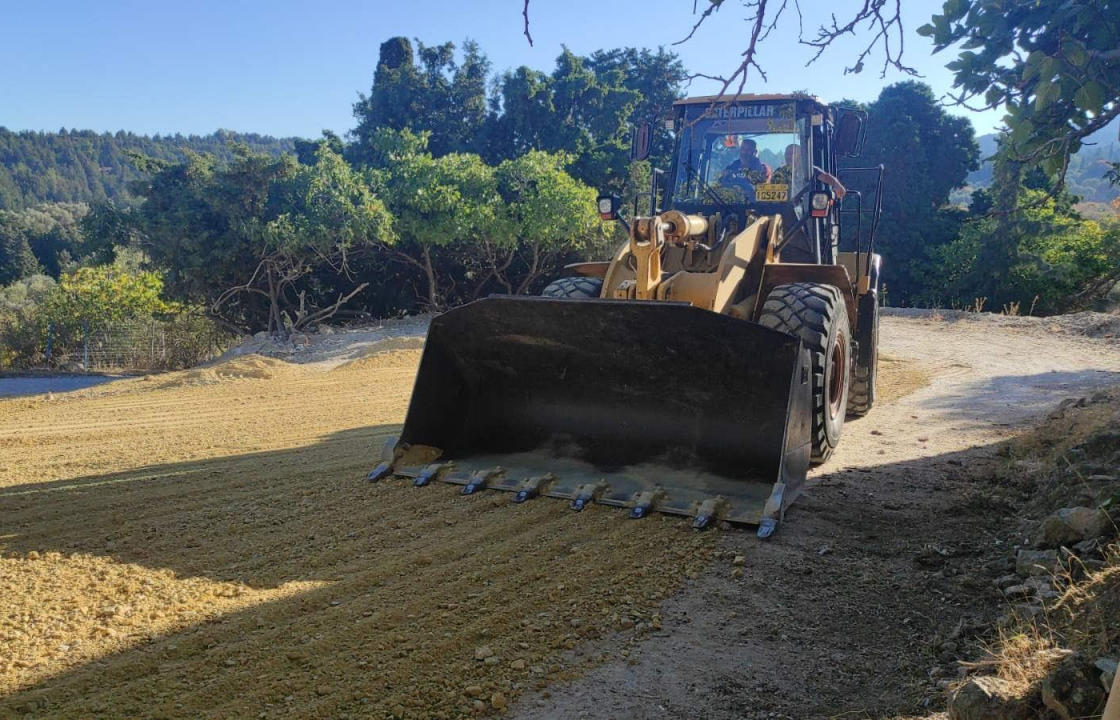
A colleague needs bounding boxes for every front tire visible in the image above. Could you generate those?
[758,282,851,464]
[541,277,603,299]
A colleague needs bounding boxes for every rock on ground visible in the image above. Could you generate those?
[1040,653,1107,720]
[949,676,1032,720]
[1036,507,1112,548]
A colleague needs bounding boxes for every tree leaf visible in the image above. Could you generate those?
[1073,82,1105,115]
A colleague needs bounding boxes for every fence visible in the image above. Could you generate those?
[44,316,235,372]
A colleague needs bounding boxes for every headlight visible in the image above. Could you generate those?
[597,193,620,220]
[810,191,831,217]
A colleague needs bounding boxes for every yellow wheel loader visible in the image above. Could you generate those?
[368,94,884,538]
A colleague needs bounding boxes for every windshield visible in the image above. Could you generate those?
[672,102,809,207]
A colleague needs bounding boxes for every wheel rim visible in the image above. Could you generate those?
[828,330,847,419]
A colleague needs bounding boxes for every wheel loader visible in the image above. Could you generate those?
[368,93,884,537]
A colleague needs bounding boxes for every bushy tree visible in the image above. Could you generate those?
[0,274,55,367]
[368,129,506,309]
[46,264,173,334]
[351,38,491,161]
[933,188,1120,313]
[493,150,604,293]
[369,130,604,308]
[0,217,39,284]
[839,82,979,304]
[586,48,687,168]
[486,49,640,189]
[133,145,391,334]
[249,146,393,332]
[0,203,95,279]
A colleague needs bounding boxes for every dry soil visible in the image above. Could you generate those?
[1,312,1119,719]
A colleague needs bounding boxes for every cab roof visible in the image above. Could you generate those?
[673,93,827,107]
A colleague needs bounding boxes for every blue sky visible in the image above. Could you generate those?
[2,0,1005,139]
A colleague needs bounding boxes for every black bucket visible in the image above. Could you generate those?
[384,296,812,533]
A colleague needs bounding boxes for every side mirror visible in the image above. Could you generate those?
[835,111,864,157]
[597,193,621,221]
[631,123,652,162]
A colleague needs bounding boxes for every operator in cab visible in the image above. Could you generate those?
[719,138,772,202]
[774,142,847,200]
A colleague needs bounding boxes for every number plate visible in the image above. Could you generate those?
[755,184,789,202]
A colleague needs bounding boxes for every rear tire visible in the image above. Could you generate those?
[758,282,851,464]
[541,276,603,299]
[847,293,878,417]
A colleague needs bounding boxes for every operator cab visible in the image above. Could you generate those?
[666,94,836,262]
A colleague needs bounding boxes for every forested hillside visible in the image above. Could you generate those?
[0,128,296,210]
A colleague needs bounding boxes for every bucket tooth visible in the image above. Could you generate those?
[413,463,446,487]
[512,474,555,503]
[461,467,504,495]
[629,488,666,519]
[756,482,786,539]
[570,482,608,512]
[757,517,778,538]
[367,462,393,483]
[692,497,728,530]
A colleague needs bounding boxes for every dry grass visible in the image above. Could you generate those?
[957,389,1119,702]
[1052,541,1120,659]
[961,542,1118,697]
[963,626,1067,695]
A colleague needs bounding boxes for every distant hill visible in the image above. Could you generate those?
[0,128,298,210]
[967,119,1120,203]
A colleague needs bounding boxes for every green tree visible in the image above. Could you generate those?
[839,82,979,304]
[46,264,172,335]
[134,146,391,334]
[0,274,56,368]
[368,130,604,307]
[0,203,91,278]
[0,216,40,284]
[294,131,345,166]
[919,0,1120,184]
[493,150,605,294]
[486,49,640,190]
[935,188,1120,312]
[586,47,687,168]
[0,127,295,211]
[248,146,393,332]
[351,37,491,161]
[369,129,505,309]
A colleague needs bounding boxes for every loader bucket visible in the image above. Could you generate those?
[370,296,812,536]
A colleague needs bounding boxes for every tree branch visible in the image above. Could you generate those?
[522,0,533,46]
[671,0,915,101]
[293,282,370,331]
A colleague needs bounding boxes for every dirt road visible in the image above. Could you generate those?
[512,311,1120,719]
[1,311,1118,719]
